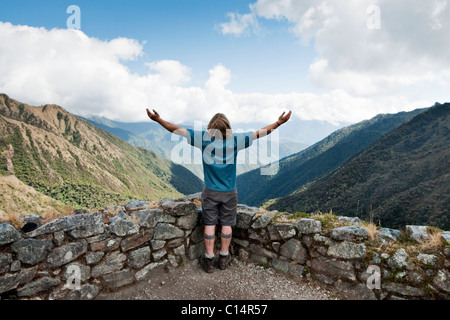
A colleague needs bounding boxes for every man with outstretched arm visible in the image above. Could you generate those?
[147,108,292,272]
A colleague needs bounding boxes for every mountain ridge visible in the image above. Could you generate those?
[0,94,203,209]
[237,107,428,206]
[83,115,311,179]
[269,103,450,229]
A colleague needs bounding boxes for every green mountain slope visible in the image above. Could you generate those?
[84,115,176,160]
[0,94,203,209]
[237,107,428,206]
[269,103,450,230]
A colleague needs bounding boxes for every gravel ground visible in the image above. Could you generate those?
[96,257,340,300]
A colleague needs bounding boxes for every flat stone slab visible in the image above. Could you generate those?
[25,213,104,238]
[133,209,176,228]
[382,282,425,297]
[378,228,401,241]
[268,223,296,240]
[0,253,12,273]
[124,200,149,212]
[0,222,22,245]
[11,238,53,265]
[330,226,368,241]
[279,239,307,264]
[102,269,135,289]
[405,225,429,243]
[417,253,438,266]
[0,266,37,294]
[236,211,255,229]
[440,231,450,243]
[432,269,450,294]
[128,246,151,269]
[109,216,139,237]
[327,241,366,259]
[120,229,153,252]
[153,223,184,240]
[310,256,356,282]
[387,248,409,269]
[295,218,322,234]
[17,277,61,297]
[161,201,196,217]
[337,216,362,226]
[91,251,126,278]
[251,214,273,229]
[46,240,88,268]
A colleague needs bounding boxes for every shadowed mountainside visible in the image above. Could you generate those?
[237,107,428,206]
[269,103,449,230]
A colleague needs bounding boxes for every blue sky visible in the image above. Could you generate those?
[0,0,448,125]
[0,0,314,94]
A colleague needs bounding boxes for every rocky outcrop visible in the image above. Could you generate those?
[0,197,449,300]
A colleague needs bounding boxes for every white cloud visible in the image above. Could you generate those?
[146,60,191,85]
[218,4,260,36]
[233,0,450,96]
[0,21,432,128]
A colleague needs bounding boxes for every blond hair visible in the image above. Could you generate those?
[207,113,233,139]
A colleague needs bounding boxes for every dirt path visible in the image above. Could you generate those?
[96,257,339,300]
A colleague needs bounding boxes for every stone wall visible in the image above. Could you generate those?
[0,196,449,300]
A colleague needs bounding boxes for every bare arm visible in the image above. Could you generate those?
[146,109,187,137]
[253,111,292,140]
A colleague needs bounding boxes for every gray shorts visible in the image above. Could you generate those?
[201,187,238,226]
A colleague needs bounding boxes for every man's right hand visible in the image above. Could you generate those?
[146,109,160,122]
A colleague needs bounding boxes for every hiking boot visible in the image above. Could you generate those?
[200,256,215,273]
[219,254,232,270]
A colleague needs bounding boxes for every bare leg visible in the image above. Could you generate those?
[220,225,232,255]
[204,225,216,257]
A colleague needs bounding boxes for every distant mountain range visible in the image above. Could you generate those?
[266,103,449,230]
[0,94,203,210]
[83,115,346,179]
[237,106,428,207]
[2,93,447,230]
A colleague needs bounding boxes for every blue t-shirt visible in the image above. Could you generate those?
[186,129,254,192]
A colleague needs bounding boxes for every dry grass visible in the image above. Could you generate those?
[192,198,202,207]
[145,201,161,210]
[377,227,444,258]
[103,201,161,223]
[41,206,73,224]
[2,210,24,229]
[419,230,444,251]
[103,206,123,219]
[265,210,305,224]
[273,213,295,224]
[310,210,350,232]
[0,175,73,225]
[362,222,379,241]
[1,205,73,229]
